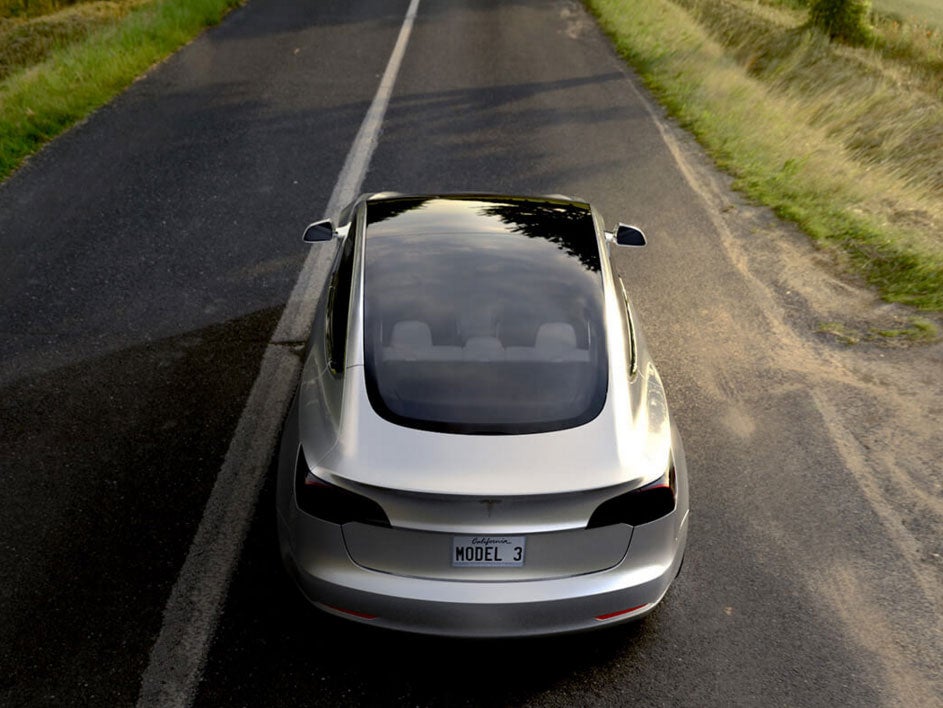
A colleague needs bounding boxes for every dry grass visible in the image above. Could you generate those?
[676,0,943,197]
[588,0,943,309]
[0,0,241,181]
[872,0,943,28]
[0,1,146,80]
[1,1,109,19]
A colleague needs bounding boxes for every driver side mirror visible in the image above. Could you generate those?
[302,220,336,242]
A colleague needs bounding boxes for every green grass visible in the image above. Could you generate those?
[0,0,240,180]
[586,0,943,311]
[819,315,938,343]
[873,315,938,341]
[818,321,862,345]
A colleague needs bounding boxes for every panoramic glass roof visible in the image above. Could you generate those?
[362,196,608,435]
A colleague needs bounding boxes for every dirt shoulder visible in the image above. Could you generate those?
[656,105,943,701]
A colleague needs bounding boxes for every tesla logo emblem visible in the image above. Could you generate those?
[480,499,502,517]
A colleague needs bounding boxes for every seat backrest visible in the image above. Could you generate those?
[536,322,576,348]
[386,320,433,360]
[463,335,505,361]
[458,305,499,340]
[534,322,584,361]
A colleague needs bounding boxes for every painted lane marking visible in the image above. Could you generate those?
[274,0,421,345]
[135,1,421,705]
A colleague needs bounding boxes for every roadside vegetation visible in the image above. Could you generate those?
[0,0,240,180]
[819,315,937,344]
[587,0,943,311]
[3,0,941,314]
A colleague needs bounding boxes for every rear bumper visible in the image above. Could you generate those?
[278,508,688,638]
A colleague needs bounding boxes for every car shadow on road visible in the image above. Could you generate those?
[196,463,662,707]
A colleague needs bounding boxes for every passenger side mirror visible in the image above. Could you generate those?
[303,219,336,242]
[614,223,646,247]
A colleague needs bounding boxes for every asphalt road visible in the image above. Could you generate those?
[1,0,940,705]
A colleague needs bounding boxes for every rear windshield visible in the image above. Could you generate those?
[363,197,608,435]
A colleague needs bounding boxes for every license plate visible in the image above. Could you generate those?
[452,536,525,567]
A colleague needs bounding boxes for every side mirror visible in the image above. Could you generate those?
[302,219,335,242]
[614,223,646,247]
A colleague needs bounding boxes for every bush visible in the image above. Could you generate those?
[809,0,872,44]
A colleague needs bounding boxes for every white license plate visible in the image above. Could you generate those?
[452,536,525,567]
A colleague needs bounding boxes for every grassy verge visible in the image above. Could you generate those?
[0,0,241,180]
[586,0,943,310]
[0,2,180,83]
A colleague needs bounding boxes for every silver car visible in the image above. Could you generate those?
[276,193,689,637]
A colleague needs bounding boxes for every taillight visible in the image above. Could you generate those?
[587,461,676,528]
[294,448,390,526]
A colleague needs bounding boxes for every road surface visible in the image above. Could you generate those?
[1,0,940,705]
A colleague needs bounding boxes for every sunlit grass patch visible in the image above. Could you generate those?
[872,0,943,29]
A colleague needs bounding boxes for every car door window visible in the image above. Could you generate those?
[326,217,357,374]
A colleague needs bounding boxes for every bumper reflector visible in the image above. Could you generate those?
[595,604,649,621]
[324,604,377,620]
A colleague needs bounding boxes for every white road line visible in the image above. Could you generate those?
[274,0,421,345]
[135,1,421,705]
